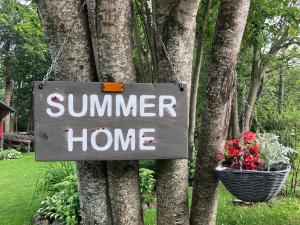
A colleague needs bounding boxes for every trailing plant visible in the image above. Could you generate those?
[0,148,22,160]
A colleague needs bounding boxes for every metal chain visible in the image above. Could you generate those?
[152,22,184,87]
[42,0,87,84]
[42,3,183,90]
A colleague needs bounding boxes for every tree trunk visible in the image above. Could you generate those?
[37,1,112,224]
[278,66,284,114]
[242,27,289,130]
[3,41,13,134]
[188,0,212,159]
[155,1,200,224]
[4,78,13,134]
[229,86,240,138]
[242,44,263,131]
[86,0,143,224]
[190,1,250,225]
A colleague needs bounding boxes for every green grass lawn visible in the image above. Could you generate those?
[144,186,300,225]
[1,153,300,225]
[0,153,52,225]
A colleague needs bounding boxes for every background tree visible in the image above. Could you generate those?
[0,0,49,132]
[240,0,300,130]
[190,1,250,225]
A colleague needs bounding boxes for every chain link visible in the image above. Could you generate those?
[152,22,184,86]
[42,0,87,84]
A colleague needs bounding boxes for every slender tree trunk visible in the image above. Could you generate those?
[230,85,240,138]
[189,0,212,159]
[3,41,13,134]
[190,1,250,225]
[4,78,13,134]
[242,28,289,130]
[155,1,200,224]
[86,1,143,224]
[37,1,112,225]
[278,66,284,114]
[242,44,265,131]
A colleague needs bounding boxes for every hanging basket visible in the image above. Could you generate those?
[216,165,290,202]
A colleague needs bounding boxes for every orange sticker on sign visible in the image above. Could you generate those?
[102,82,124,92]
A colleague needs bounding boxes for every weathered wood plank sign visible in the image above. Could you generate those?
[34,81,188,161]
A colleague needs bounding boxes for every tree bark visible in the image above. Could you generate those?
[188,0,212,159]
[229,85,240,139]
[4,78,13,134]
[242,43,262,131]
[3,41,13,134]
[37,1,112,225]
[155,1,200,224]
[86,0,143,224]
[190,1,250,225]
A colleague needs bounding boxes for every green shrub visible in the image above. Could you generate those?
[37,175,80,225]
[0,148,22,160]
[139,168,156,204]
[36,163,80,225]
[35,163,76,195]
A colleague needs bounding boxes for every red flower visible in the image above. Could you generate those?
[250,144,260,154]
[242,131,256,144]
[227,139,240,145]
[222,132,265,171]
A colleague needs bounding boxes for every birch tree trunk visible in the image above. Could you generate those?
[86,1,143,224]
[189,0,212,159]
[37,1,111,224]
[155,1,200,224]
[190,1,250,225]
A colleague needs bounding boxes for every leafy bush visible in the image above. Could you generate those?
[258,133,297,170]
[35,163,76,195]
[139,168,156,204]
[35,163,80,225]
[0,148,22,160]
[37,175,80,225]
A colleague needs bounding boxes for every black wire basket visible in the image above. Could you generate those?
[216,165,290,202]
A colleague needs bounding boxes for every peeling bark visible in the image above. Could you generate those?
[155,0,200,224]
[190,0,250,224]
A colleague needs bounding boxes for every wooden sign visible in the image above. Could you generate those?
[34,81,188,161]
